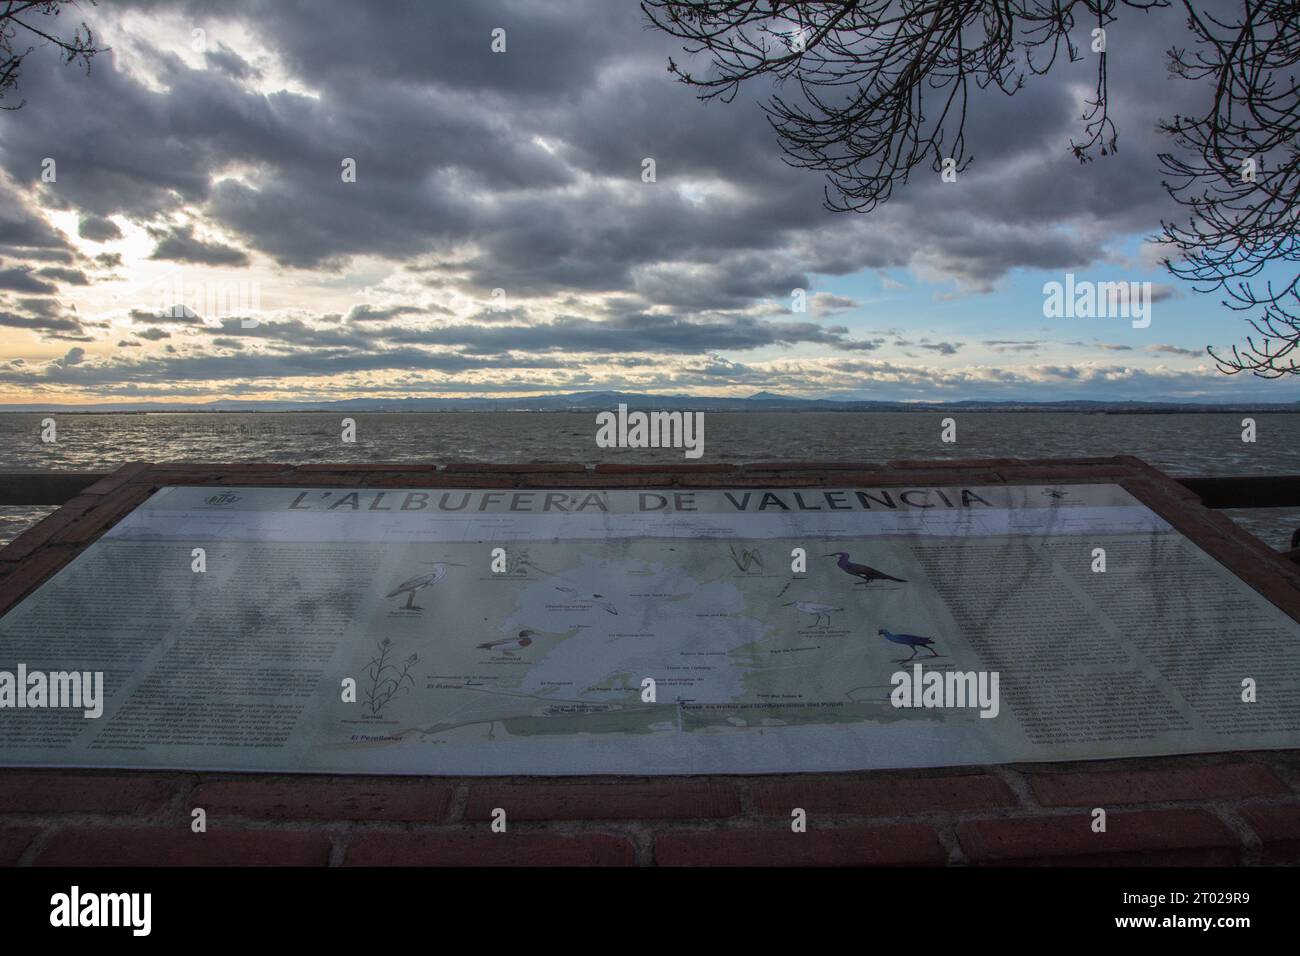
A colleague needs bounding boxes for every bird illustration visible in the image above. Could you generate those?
[386,562,463,611]
[878,628,939,662]
[477,630,535,658]
[1042,487,1069,500]
[782,601,843,627]
[824,552,907,587]
[554,585,618,615]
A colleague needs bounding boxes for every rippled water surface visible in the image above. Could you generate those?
[1,411,1296,547]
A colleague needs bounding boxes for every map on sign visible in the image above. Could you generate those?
[0,482,1297,774]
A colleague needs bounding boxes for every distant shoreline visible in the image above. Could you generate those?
[1,406,1297,415]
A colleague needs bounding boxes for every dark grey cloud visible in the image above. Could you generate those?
[202,316,377,349]
[204,43,260,81]
[375,313,855,355]
[0,185,71,252]
[983,339,1044,353]
[78,214,123,242]
[0,293,88,343]
[812,293,859,316]
[0,309,84,334]
[128,306,204,325]
[917,342,962,356]
[15,297,68,317]
[3,50,222,220]
[833,338,886,352]
[0,345,566,387]
[189,309,871,357]
[0,266,58,294]
[7,0,1157,298]
[345,304,425,323]
[36,267,89,285]
[0,0,1276,402]
[148,224,251,267]
[1147,343,1204,358]
[1,0,1205,307]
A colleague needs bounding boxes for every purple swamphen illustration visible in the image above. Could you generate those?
[879,628,939,662]
[824,552,907,586]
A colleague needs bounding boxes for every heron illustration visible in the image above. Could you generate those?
[878,628,940,662]
[386,562,463,611]
[824,552,907,587]
[782,601,843,627]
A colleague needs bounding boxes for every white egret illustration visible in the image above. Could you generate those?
[782,600,843,627]
[386,562,464,611]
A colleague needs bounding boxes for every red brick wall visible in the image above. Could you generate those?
[0,756,1297,866]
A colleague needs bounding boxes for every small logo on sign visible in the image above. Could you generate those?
[204,493,241,506]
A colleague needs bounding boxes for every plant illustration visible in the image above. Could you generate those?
[727,544,762,572]
[508,548,551,576]
[364,638,418,718]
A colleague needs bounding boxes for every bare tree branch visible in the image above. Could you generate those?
[1,0,105,111]
[642,1,1166,213]
[1158,0,1300,377]
[646,0,1300,377]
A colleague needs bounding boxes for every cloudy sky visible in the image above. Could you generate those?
[0,0,1296,406]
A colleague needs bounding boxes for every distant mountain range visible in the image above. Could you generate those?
[1,391,1298,413]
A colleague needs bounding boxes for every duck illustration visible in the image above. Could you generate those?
[477,630,535,658]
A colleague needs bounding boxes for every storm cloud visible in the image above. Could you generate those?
[0,0,1282,403]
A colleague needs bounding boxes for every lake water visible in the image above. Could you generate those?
[0,411,1296,548]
